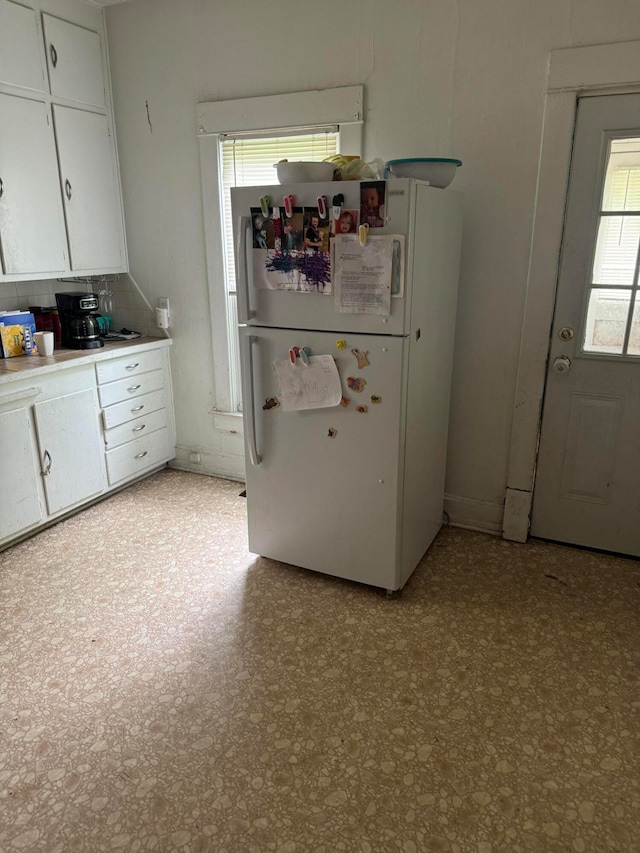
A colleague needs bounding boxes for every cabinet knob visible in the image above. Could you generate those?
[49,43,58,68]
[65,179,72,201]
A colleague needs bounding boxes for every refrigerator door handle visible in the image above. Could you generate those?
[240,334,261,466]
[236,216,254,323]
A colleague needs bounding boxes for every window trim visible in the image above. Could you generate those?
[197,87,363,414]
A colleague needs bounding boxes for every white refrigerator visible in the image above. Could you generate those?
[232,178,462,592]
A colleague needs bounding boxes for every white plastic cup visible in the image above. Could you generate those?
[34,330,54,356]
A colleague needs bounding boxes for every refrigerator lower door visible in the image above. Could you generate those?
[240,326,408,591]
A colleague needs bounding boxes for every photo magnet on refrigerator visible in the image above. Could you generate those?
[347,377,366,392]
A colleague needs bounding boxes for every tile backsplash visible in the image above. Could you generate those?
[1,275,163,337]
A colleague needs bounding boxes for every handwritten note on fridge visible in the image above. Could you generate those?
[333,234,394,314]
[273,355,342,412]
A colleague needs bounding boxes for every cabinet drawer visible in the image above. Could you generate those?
[103,408,168,449]
[98,368,163,408]
[96,348,164,385]
[105,427,173,486]
[102,388,165,429]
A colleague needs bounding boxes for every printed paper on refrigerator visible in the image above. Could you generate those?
[333,234,393,314]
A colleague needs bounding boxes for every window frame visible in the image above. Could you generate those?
[197,87,363,420]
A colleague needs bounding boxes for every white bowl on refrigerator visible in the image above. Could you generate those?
[274,161,336,184]
[384,157,462,188]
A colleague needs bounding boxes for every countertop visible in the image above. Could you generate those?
[0,336,172,386]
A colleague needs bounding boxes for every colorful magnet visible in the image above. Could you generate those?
[347,377,366,392]
[371,395,382,404]
[358,223,369,247]
[351,348,369,369]
[327,427,337,438]
[356,405,369,413]
[259,195,272,217]
[289,348,296,364]
[263,397,280,410]
[340,396,351,407]
[336,340,346,349]
[300,346,312,366]
[317,195,328,219]
[283,194,295,218]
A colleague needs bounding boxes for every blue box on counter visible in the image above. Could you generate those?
[0,311,37,357]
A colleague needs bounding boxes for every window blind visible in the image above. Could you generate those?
[219,130,338,292]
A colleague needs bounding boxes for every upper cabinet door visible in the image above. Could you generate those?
[53,105,125,272]
[0,93,67,275]
[0,0,46,92]
[42,14,105,108]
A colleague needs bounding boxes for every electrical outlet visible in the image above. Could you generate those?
[189,451,201,463]
[158,297,169,311]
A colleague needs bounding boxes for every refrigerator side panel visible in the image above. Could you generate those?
[240,326,407,590]
[232,180,413,335]
[399,185,463,586]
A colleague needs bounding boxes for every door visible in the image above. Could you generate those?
[0,93,68,275]
[52,105,124,271]
[241,326,408,590]
[34,388,106,515]
[531,94,640,555]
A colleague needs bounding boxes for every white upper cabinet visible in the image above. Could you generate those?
[0,93,68,274]
[0,0,46,92]
[53,105,124,271]
[0,0,127,281]
[42,13,105,108]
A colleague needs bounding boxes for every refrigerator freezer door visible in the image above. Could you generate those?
[232,179,415,335]
[241,326,409,590]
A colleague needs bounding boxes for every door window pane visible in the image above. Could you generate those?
[591,215,640,286]
[583,287,632,354]
[601,138,640,211]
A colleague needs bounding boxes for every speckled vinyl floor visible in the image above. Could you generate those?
[1,470,639,853]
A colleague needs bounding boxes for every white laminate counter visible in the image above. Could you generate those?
[0,336,172,385]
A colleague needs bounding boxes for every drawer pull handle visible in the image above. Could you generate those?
[133,424,146,432]
[125,363,140,370]
[127,384,142,392]
[135,451,148,460]
[50,43,58,68]
[131,405,144,413]
[42,449,52,476]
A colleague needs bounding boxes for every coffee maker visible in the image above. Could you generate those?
[55,292,104,349]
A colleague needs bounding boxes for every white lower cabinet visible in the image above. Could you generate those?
[33,387,106,515]
[0,342,175,550]
[0,405,43,540]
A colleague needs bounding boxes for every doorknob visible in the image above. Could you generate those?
[552,355,571,374]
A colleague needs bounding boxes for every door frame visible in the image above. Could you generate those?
[504,39,640,542]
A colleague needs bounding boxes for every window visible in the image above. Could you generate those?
[197,86,363,419]
[219,130,338,410]
[584,137,640,355]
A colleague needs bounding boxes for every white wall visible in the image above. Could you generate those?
[105,0,640,528]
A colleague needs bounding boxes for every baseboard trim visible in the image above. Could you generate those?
[444,493,504,535]
[171,445,245,481]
